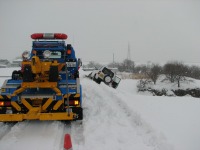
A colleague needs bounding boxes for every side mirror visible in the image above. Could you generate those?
[78,58,82,67]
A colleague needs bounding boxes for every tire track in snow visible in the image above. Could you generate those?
[81,78,173,150]
[0,121,69,150]
[105,86,173,150]
[0,122,17,140]
[81,79,149,150]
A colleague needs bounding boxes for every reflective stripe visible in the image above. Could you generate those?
[53,100,63,110]
[0,95,11,99]
[64,94,80,98]
[42,98,53,111]
[11,101,21,111]
[22,98,32,110]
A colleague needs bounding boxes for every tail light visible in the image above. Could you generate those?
[0,102,4,106]
[66,50,72,55]
[68,100,79,106]
[0,101,11,106]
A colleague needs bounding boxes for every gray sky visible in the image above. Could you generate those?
[0,0,200,64]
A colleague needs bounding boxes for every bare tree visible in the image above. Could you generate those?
[86,61,102,69]
[174,62,188,87]
[164,61,187,87]
[146,64,162,84]
[123,59,135,72]
[134,65,148,74]
[163,62,176,83]
[113,59,135,72]
[107,62,119,68]
[187,65,200,79]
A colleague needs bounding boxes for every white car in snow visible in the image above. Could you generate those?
[88,66,121,89]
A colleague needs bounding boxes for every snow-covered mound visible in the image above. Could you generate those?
[146,75,200,90]
[137,75,200,97]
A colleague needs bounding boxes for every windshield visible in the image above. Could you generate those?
[49,51,62,58]
[35,51,63,59]
[113,76,121,83]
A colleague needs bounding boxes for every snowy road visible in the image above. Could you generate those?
[0,69,200,150]
[0,75,171,150]
[0,121,69,150]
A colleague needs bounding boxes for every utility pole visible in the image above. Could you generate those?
[127,42,131,71]
[113,53,115,68]
[127,42,131,61]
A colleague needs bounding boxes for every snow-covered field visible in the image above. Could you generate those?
[0,68,200,150]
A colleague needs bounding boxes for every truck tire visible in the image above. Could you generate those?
[104,75,112,84]
[23,65,34,82]
[73,107,83,120]
[0,107,6,114]
[74,70,79,78]
[49,66,58,82]
[12,70,19,80]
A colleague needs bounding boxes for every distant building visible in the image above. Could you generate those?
[10,59,22,67]
[0,59,10,68]
[0,64,7,68]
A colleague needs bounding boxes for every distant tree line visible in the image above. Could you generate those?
[0,59,10,67]
[83,61,102,69]
[108,59,135,72]
[84,59,200,88]
[134,61,200,88]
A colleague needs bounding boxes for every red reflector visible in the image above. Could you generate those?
[69,101,74,105]
[67,50,71,54]
[0,102,4,106]
[4,101,11,106]
[64,134,72,150]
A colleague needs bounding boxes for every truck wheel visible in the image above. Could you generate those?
[12,70,22,80]
[104,75,112,84]
[73,107,83,120]
[23,65,34,82]
[0,107,6,114]
[12,70,18,80]
[49,66,58,82]
[74,70,79,78]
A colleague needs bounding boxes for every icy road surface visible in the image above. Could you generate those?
[0,68,200,150]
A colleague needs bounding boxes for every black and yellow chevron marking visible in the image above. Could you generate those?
[42,98,53,110]
[0,95,11,100]
[64,93,80,99]
[20,98,64,112]
[11,101,21,111]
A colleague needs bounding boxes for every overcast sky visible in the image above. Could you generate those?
[0,0,200,64]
